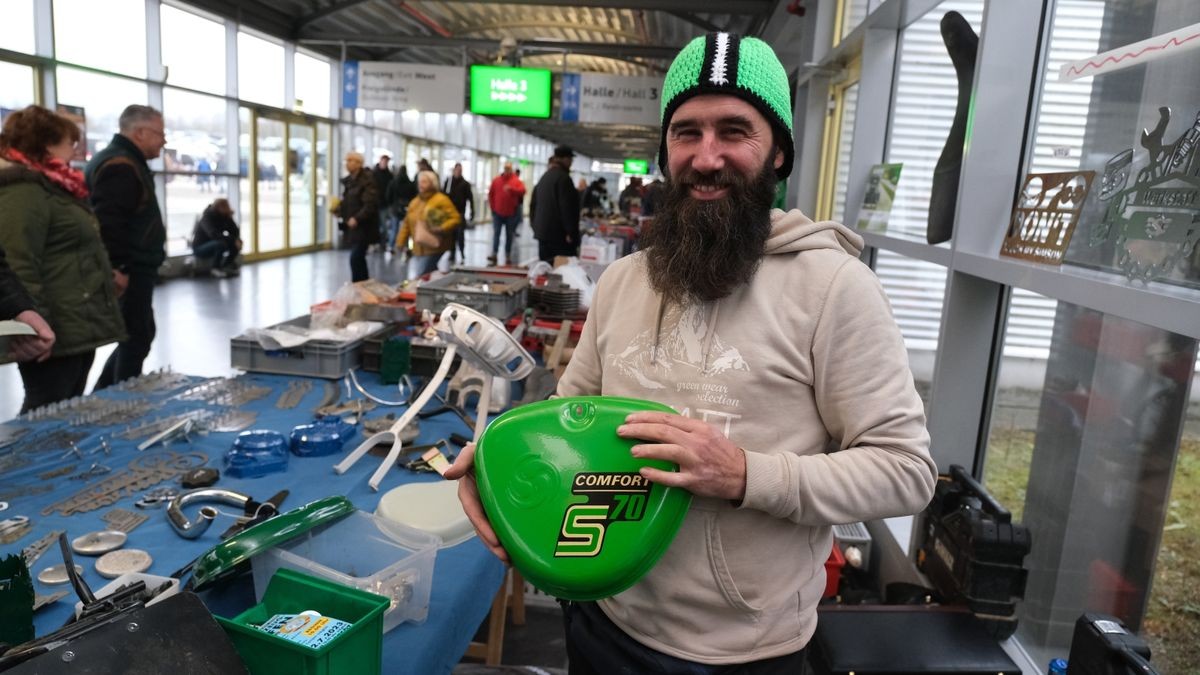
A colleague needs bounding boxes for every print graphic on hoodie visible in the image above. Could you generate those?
[607,303,749,435]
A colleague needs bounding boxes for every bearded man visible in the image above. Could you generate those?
[449,33,936,673]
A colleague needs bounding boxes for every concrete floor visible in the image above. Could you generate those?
[0,222,539,420]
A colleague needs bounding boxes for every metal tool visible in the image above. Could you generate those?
[69,462,112,481]
[137,417,196,451]
[32,590,68,611]
[0,515,31,543]
[218,489,290,539]
[102,508,149,533]
[22,529,65,568]
[276,379,313,409]
[42,451,207,517]
[135,486,181,509]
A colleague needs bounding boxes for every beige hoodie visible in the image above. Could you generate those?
[556,208,936,663]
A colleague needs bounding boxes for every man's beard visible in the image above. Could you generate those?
[640,156,777,305]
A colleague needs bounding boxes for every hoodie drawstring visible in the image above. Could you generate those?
[650,298,666,365]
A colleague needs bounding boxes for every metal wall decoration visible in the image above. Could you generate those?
[1001,171,1096,264]
[1093,106,1200,281]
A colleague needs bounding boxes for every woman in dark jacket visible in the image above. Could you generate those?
[0,105,125,412]
[336,151,380,282]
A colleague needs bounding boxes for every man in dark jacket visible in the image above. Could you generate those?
[530,145,581,263]
[442,162,474,265]
[191,198,242,276]
[85,104,167,389]
[582,177,608,213]
[0,245,55,362]
[371,154,393,248]
[337,151,380,282]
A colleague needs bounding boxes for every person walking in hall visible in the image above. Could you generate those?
[86,104,166,390]
[385,164,417,254]
[530,145,581,263]
[0,105,125,410]
[486,161,525,265]
[442,162,475,265]
[335,151,380,282]
[396,169,461,279]
[371,153,393,249]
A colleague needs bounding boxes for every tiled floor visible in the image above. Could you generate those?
[0,222,538,420]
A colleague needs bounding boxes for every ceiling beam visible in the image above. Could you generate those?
[427,0,772,13]
[666,11,723,33]
[298,34,681,59]
[293,0,376,33]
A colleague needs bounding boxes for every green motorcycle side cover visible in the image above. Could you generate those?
[475,396,692,600]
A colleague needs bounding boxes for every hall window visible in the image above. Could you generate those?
[237,31,285,109]
[160,4,226,95]
[54,0,147,77]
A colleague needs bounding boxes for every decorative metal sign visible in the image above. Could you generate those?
[1001,171,1095,264]
[1093,106,1200,280]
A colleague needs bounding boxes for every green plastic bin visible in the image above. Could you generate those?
[216,568,388,675]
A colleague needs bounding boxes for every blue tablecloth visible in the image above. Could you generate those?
[0,371,505,674]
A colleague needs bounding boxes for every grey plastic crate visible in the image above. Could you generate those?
[230,315,392,379]
[415,272,528,320]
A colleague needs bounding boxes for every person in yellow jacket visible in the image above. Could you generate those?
[396,169,462,279]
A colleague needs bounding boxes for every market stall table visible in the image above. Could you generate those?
[0,371,506,674]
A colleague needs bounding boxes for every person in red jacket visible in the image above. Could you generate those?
[486,162,525,265]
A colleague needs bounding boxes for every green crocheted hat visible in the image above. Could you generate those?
[659,33,794,180]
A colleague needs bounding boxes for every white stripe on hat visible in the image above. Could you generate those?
[710,32,731,85]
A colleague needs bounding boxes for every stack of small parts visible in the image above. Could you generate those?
[528,274,580,319]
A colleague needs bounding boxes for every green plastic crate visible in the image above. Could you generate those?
[216,568,388,675]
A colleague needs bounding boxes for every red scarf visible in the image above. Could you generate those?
[2,147,89,200]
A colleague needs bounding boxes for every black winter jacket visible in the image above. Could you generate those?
[0,245,35,320]
[530,165,580,245]
[442,176,474,222]
[338,170,380,245]
[191,206,241,249]
[84,134,166,274]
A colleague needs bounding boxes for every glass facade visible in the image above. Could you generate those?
[984,294,1199,669]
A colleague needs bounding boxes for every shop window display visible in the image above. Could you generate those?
[983,292,1199,670]
[1028,1,1200,288]
[882,0,984,241]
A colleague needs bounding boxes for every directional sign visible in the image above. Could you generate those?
[623,158,649,175]
[470,65,552,119]
[341,60,464,113]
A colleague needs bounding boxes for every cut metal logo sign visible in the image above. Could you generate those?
[1001,171,1095,265]
[555,473,651,558]
[1094,106,1200,280]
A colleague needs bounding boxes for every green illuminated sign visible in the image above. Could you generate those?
[623,159,649,175]
[469,66,553,119]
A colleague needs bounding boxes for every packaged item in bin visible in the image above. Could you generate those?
[225,430,289,478]
[257,610,352,649]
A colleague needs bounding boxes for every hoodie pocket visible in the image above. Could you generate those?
[705,513,763,615]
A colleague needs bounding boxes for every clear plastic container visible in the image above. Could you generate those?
[251,510,441,632]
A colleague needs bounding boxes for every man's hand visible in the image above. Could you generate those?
[347,217,358,229]
[112,270,129,297]
[9,309,55,362]
[444,443,510,564]
[618,412,747,502]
